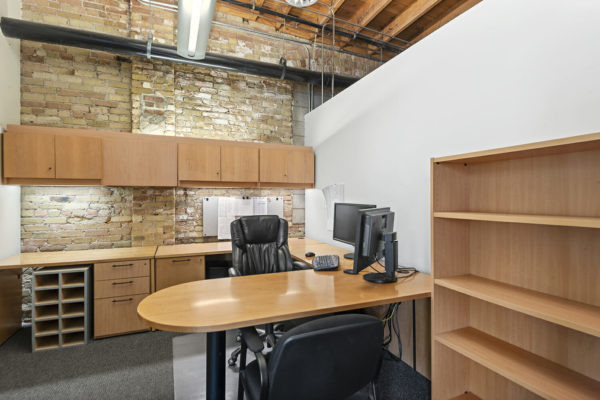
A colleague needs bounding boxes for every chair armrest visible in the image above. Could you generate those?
[256,352,269,400]
[292,260,311,270]
[228,267,241,277]
[240,327,264,353]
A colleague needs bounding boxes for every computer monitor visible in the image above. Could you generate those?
[342,207,390,274]
[344,208,398,284]
[333,203,376,259]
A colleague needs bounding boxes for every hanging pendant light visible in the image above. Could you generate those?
[177,0,217,60]
[285,0,318,8]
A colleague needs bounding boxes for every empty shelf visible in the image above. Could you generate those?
[436,327,600,400]
[62,332,85,347]
[34,335,59,351]
[435,275,600,338]
[34,274,59,289]
[433,212,600,229]
[35,304,59,320]
[62,302,84,317]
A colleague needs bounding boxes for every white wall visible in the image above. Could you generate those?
[305,0,600,273]
[0,0,22,258]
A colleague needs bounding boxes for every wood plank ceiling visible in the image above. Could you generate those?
[215,0,482,61]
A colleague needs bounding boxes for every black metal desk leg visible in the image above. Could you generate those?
[207,331,226,400]
[412,299,416,371]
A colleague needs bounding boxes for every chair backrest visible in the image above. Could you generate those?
[230,215,294,276]
[267,314,384,400]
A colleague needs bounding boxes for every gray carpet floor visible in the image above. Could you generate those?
[0,328,430,400]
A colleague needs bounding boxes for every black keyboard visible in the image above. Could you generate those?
[312,255,340,271]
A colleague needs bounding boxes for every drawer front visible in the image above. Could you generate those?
[94,259,149,281]
[94,294,149,338]
[155,256,205,291]
[94,277,150,299]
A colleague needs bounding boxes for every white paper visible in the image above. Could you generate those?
[236,198,254,216]
[217,197,236,240]
[202,197,218,236]
[253,197,268,215]
[267,197,284,218]
[323,183,344,230]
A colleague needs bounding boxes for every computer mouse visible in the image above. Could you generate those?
[305,252,315,257]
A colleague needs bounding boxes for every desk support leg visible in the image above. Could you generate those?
[412,299,416,371]
[207,331,226,400]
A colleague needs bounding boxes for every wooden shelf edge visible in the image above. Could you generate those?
[435,275,600,338]
[436,327,600,400]
[433,212,600,229]
[432,132,600,163]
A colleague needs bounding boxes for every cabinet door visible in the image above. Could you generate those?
[155,256,205,291]
[178,142,221,182]
[0,270,21,345]
[55,135,103,180]
[3,131,55,178]
[102,136,177,187]
[287,149,316,184]
[221,145,259,182]
[260,148,289,183]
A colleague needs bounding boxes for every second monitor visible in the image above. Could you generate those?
[333,203,376,259]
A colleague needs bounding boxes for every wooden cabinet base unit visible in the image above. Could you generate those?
[94,294,149,338]
[155,256,205,291]
[93,258,151,338]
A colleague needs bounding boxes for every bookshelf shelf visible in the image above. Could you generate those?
[436,327,600,400]
[433,212,600,229]
[435,275,600,338]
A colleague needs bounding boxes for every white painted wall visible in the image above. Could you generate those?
[305,0,600,273]
[0,0,22,258]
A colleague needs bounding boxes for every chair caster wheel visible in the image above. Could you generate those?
[228,358,237,367]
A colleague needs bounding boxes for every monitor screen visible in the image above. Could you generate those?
[333,203,376,245]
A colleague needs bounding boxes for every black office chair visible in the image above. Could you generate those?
[228,215,310,366]
[236,314,383,400]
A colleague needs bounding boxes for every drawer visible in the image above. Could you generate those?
[155,256,205,291]
[94,277,150,299]
[94,259,149,281]
[94,294,149,338]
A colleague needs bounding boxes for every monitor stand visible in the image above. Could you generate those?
[343,268,358,274]
[343,252,354,260]
[363,232,398,284]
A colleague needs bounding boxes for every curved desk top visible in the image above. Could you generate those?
[137,266,432,333]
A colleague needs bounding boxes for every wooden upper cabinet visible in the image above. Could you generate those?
[260,148,288,183]
[55,135,103,180]
[3,130,55,179]
[221,145,259,182]
[260,147,315,184]
[178,142,221,182]
[287,149,314,184]
[102,136,177,187]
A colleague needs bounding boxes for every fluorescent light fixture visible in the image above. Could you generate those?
[177,0,216,60]
[285,0,317,7]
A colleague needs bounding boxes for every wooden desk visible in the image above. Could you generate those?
[139,238,432,400]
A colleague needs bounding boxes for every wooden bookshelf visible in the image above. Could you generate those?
[431,134,600,399]
[437,328,600,400]
[435,275,600,337]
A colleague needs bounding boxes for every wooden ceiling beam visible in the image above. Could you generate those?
[338,0,393,49]
[379,0,443,43]
[409,0,481,44]
[316,0,347,25]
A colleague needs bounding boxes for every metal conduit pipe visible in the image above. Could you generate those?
[0,17,359,88]
[219,0,403,54]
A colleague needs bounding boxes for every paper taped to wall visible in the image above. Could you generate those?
[203,197,284,239]
[323,184,344,230]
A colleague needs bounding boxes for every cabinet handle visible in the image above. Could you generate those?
[112,281,134,285]
[172,259,191,263]
[112,298,133,303]
[112,263,134,268]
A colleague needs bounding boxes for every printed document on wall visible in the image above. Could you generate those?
[323,184,344,230]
